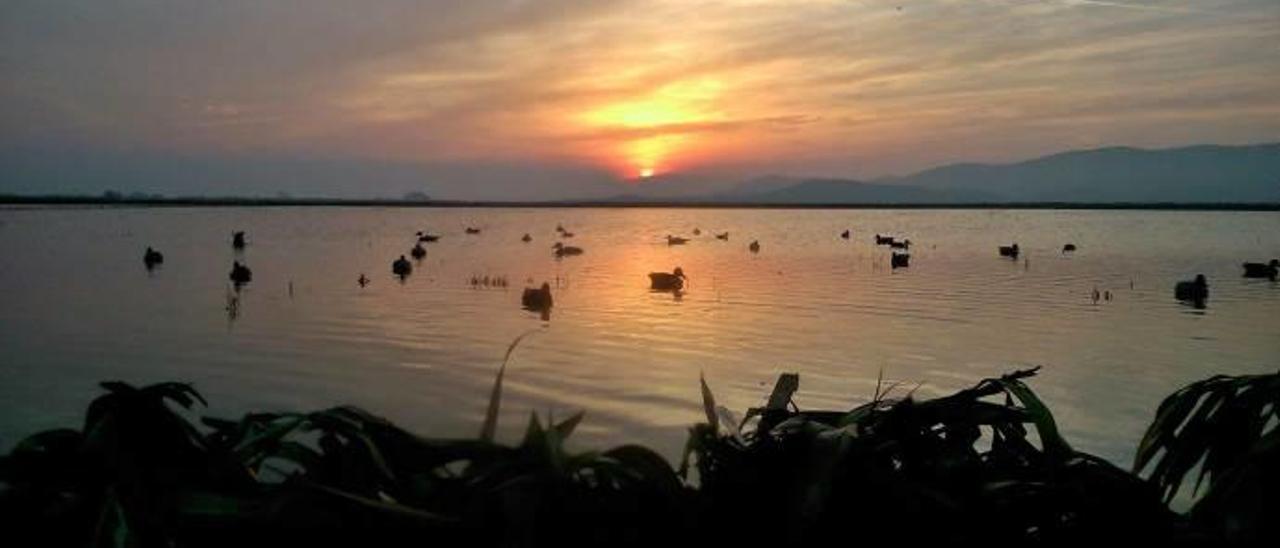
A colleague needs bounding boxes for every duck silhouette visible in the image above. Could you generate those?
[521,282,554,311]
[552,242,584,258]
[358,274,370,287]
[649,267,687,290]
[416,231,440,242]
[749,240,761,253]
[232,231,246,250]
[1174,274,1209,304]
[666,235,689,245]
[715,232,729,241]
[891,252,910,269]
[410,243,427,259]
[890,239,911,250]
[840,229,850,240]
[465,227,481,235]
[392,255,413,278]
[999,243,1020,259]
[143,247,164,269]
[693,228,702,236]
[229,261,252,286]
[521,233,533,243]
[1062,244,1077,253]
[1242,259,1279,280]
[874,234,894,246]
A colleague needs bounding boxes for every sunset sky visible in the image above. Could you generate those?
[2,0,1278,199]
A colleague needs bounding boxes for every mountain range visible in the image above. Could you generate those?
[613,143,1280,204]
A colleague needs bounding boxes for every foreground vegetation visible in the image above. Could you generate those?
[1,366,1275,546]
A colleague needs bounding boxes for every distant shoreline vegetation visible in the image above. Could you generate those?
[2,194,1278,211]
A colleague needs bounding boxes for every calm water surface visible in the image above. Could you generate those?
[1,207,1277,468]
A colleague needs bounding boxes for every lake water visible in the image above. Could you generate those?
[1,206,1277,470]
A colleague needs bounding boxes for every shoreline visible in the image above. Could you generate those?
[3,196,1279,211]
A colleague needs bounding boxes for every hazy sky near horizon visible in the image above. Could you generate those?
[2,0,1278,198]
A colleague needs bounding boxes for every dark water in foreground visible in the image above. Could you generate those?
[1,206,1276,472]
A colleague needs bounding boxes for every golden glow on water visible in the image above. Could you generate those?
[1,207,1278,466]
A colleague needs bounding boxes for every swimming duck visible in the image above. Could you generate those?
[891,252,910,268]
[465,227,481,234]
[649,267,687,290]
[840,229,850,240]
[411,243,427,259]
[392,255,413,277]
[1062,244,1077,253]
[358,274,370,287]
[890,239,911,250]
[693,228,702,236]
[416,231,441,242]
[561,231,575,238]
[666,235,689,245]
[715,232,729,241]
[552,242,584,258]
[143,247,164,268]
[229,261,253,285]
[232,231,246,250]
[1242,259,1279,279]
[522,233,533,243]
[749,240,761,253]
[874,234,894,246]
[521,282,554,311]
[999,243,1020,259]
[555,224,566,234]
[1174,274,1209,302]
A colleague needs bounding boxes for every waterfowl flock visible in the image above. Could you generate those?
[139,219,1272,322]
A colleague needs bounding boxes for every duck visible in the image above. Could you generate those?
[1242,259,1279,279]
[1175,274,1208,303]
[555,223,566,234]
[229,261,253,285]
[416,231,440,242]
[392,255,413,277]
[521,282,554,311]
[649,267,687,290]
[666,235,689,246]
[874,234,894,246]
[561,231,576,238]
[891,252,910,269]
[232,231,246,250]
[890,239,911,250]
[465,227,481,235]
[1062,244,1077,253]
[143,247,164,268]
[840,229,850,240]
[715,232,729,241]
[693,228,702,236]
[998,243,1020,259]
[552,242,584,258]
[749,240,761,253]
[521,233,533,243]
[358,274,370,287]
[410,243,427,259]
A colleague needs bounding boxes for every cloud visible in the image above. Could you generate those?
[1,0,1277,196]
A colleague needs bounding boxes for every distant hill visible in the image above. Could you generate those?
[716,178,995,204]
[881,143,1280,203]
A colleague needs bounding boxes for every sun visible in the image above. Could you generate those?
[639,168,655,178]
